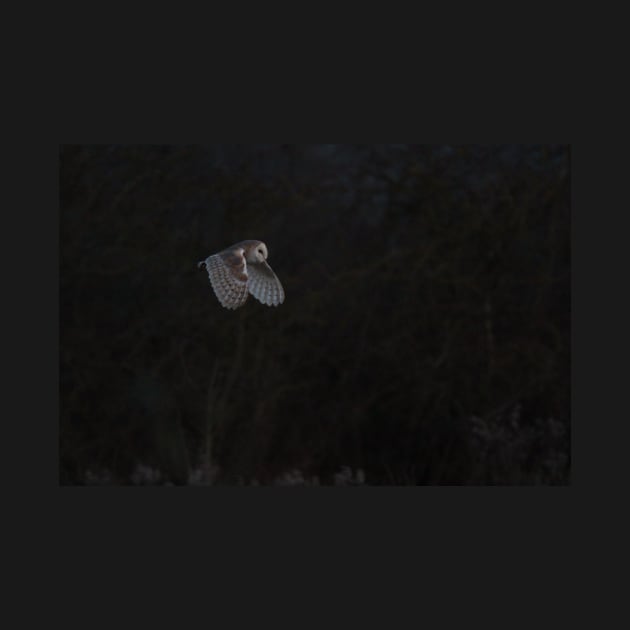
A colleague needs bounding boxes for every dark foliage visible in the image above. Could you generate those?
[60,144,570,485]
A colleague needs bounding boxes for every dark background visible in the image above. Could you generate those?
[60,144,570,485]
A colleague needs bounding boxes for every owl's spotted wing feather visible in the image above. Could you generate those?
[199,250,249,309]
[247,260,285,306]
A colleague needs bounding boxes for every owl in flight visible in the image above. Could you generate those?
[198,240,285,309]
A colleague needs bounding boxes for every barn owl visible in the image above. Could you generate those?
[198,240,285,309]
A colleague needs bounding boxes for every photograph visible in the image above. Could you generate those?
[59,144,570,485]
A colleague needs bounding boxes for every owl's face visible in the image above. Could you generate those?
[246,241,268,263]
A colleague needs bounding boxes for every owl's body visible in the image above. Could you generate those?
[198,240,284,309]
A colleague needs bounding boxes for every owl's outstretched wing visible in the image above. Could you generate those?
[247,261,285,306]
[199,249,249,309]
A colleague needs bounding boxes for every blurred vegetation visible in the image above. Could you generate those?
[60,144,570,485]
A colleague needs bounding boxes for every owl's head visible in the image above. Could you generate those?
[252,241,268,263]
